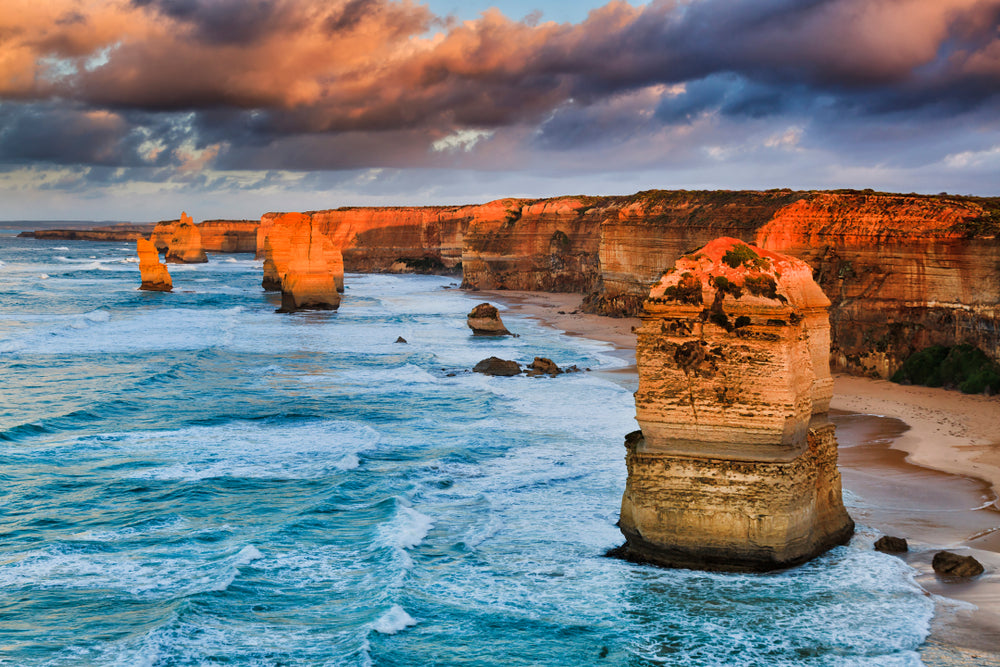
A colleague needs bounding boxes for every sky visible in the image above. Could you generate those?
[1,0,998,221]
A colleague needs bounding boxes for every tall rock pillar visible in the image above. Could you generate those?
[136,238,172,292]
[618,237,853,571]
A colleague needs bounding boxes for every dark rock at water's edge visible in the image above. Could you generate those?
[395,336,408,344]
[526,357,562,376]
[933,551,985,577]
[473,357,521,376]
[467,303,513,336]
[874,536,909,553]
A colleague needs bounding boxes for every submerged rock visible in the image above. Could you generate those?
[874,536,909,554]
[165,212,208,264]
[395,336,408,344]
[616,237,853,572]
[136,238,172,292]
[467,303,513,336]
[473,357,521,376]
[932,551,984,577]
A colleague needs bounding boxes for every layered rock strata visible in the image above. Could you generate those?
[165,213,208,264]
[259,189,999,375]
[261,212,342,312]
[618,238,853,572]
[197,220,258,253]
[467,303,512,336]
[136,238,172,292]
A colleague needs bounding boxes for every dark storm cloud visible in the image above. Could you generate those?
[1,0,998,171]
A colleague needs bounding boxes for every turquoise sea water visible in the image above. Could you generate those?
[0,234,934,665]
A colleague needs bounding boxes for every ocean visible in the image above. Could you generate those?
[0,233,934,665]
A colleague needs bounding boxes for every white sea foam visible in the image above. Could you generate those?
[390,506,434,549]
[372,605,416,634]
[125,420,378,481]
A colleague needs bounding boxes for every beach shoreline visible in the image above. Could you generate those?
[476,288,1000,663]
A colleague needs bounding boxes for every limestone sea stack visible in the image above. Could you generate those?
[617,237,853,572]
[165,212,208,263]
[467,303,512,335]
[262,212,345,294]
[262,212,342,313]
[136,238,172,292]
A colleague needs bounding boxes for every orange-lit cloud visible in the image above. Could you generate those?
[0,0,998,183]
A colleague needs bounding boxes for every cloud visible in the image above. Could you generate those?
[0,0,997,180]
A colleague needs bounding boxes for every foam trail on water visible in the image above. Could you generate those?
[372,605,417,635]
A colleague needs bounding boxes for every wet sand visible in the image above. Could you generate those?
[478,289,1000,663]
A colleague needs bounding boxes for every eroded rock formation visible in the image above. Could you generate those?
[617,238,854,571]
[258,189,1000,375]
[165,213,208,264]
[197,220,258,253]
[136,238,172,292]
[467,303,512,336]
[261,212,342,312]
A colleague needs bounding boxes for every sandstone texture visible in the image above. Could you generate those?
[136,238,172,292]
[258,206,467,274]
[197,220,258,253]
[150,221,176,252]
[261,212,342,312]
[467,303,512,336]
[260,189,999,376]
[618,238,854,572]
[932,551,985,577]
[165,213,208,264]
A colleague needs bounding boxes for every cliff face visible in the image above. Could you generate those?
[19,225,154,242]
[258,207,466,273]
[197,220,258,253]
[619,238,853,571]
[154,219,258,253]
[261,212,343,311]
[263,189,999,376]
[754,194,1000,377]
[460,198,604,292]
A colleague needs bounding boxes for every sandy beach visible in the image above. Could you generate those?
[480,288,1000,664]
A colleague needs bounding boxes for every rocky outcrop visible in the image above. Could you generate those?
[19,224,155,242]
[258,206,467,274]
[874,536,908,553]
[262,212,345,295]
[261,212,342,312]
[473,357,522,376]
[461,197,604,292]
[467,303,512,336]
[197,220,258,253]
[933,551,985,577]
[754,193,1000,377]
[136,238,172,292]
[165,213,208,264]
[150,221,176,252]
[258,189,1000,376]
[617,238,853,572]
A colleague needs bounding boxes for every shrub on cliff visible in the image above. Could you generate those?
[892,344,1000,394]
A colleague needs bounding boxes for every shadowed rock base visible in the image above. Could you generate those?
[613,426,854,572]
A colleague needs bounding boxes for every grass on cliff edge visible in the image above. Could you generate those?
[892,344,1000,394]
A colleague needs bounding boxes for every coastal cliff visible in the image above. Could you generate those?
[258,206,466,273]
[153,219,257,253]
[64,187,987,378]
